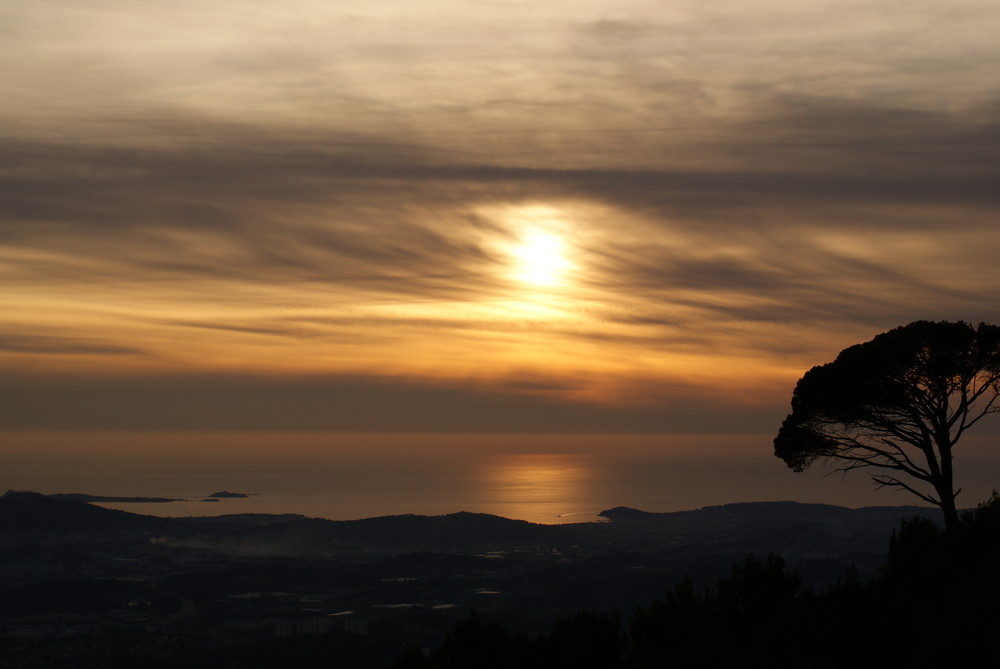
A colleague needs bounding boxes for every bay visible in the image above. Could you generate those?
[4,431,997,523]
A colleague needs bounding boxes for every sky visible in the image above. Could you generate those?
[3,0,1000,446]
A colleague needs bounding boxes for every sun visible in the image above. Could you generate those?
[512,228,572,286]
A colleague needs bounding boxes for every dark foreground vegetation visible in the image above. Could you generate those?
[1,491,997,667]
[390,493,1000,668]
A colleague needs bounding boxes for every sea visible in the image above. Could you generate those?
[4,432,998,524]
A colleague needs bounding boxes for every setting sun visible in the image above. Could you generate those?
[512,229,572,286]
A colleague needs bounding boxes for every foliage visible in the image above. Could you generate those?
[536,611,625,669]
[774,320,1000,529]
[387,610,623,669]
[392,500,1000,667]
[628,554,810,668]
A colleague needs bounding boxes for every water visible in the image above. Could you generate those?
[4,432,997,523]
[6,450,748,524]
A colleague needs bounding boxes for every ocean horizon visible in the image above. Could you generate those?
[7,432,997,524]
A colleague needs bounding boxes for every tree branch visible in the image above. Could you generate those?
[869,473,940,506]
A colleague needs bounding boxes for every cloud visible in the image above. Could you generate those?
[0,335,144,356]
[0,369,785,433]
[3,106,999,382]
[2,1,999,433]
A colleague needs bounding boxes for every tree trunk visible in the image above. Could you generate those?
[939,495,959,532]
[936,441,958,532]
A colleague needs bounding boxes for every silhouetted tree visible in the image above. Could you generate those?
[404,611,531,669]
[390,531,1000,668]
[774,321,1000,530]
[715,553,801,619]
[872,491,1000,664]
[628,554,808,668]
[536,611,625,669]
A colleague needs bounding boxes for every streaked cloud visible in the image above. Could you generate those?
[2,0,999,431]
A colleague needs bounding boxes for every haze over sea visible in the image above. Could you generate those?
[6,432,1000,524]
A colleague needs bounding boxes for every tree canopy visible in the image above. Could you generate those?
[774,320,1000,530]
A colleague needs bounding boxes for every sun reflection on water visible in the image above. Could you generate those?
[477,454,608,524]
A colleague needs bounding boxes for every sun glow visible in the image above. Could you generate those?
[512,228,572,286]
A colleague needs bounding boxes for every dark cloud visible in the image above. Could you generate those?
[728,96,1000,180]
[165,321,294,338]
[583,240,997,325]
[3,97,998,247]
[0,335,144,356]
[3,94,999,369]
[3,1,998,438]
[0,369,784,433]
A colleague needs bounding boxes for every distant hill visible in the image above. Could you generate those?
[1,491,942,572]
[172,513,307,529]
[0,491,306,535]
[0,490,169,533]
[593,502,941,568]
[237,511,552,550]
[48,493,186,503]
[154,501,943,567]
[600,501,939,540]
[601,501,939,524]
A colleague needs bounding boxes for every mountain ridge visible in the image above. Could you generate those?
[1,490,941,562]
[3,489,941,532]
